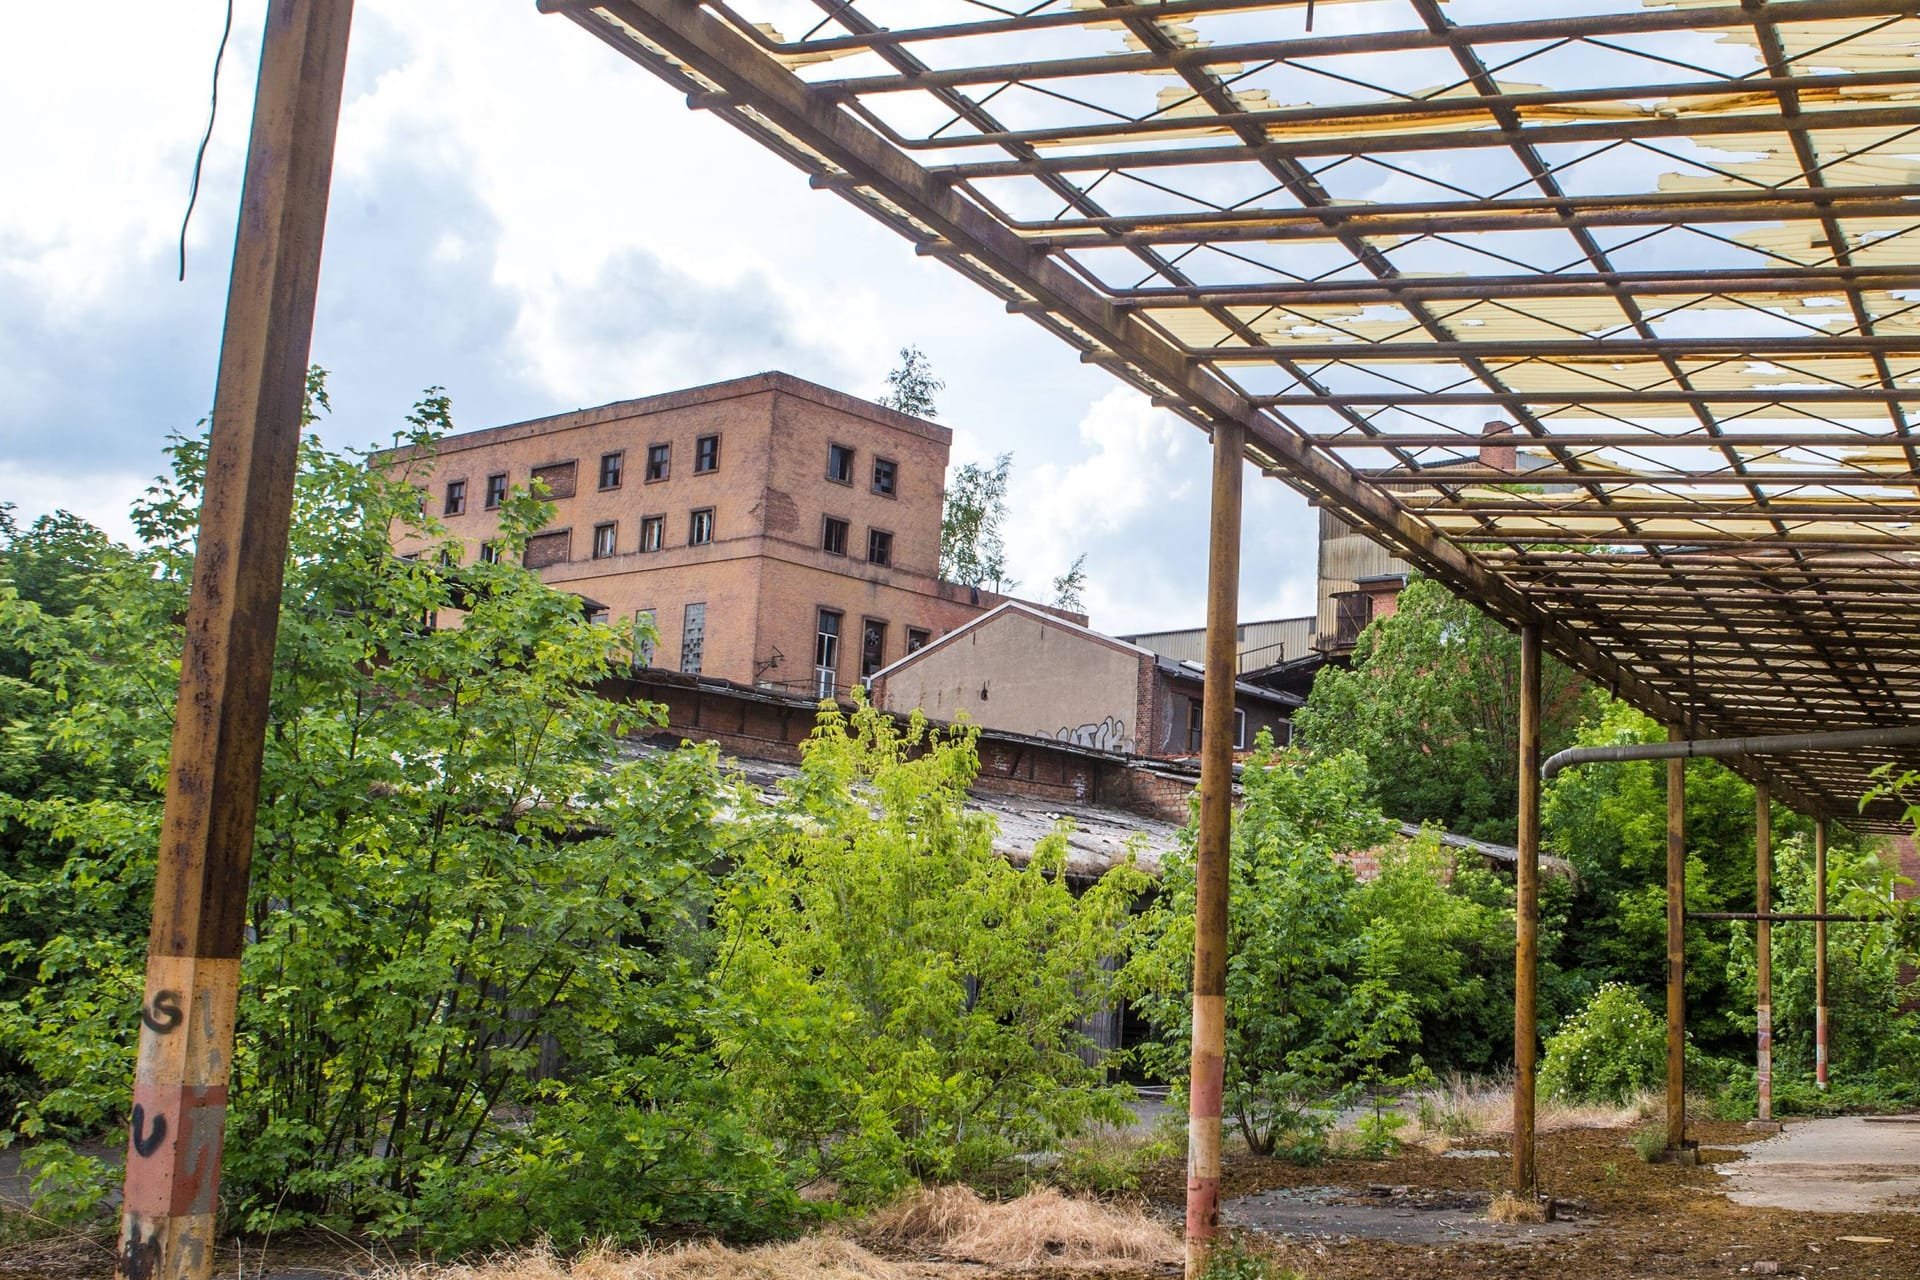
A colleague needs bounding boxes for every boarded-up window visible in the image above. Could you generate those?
[531,461,577,499]
[524,530,571,568]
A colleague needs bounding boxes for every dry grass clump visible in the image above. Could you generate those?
[860,1183,1180,1270]
[1486,1192,1549,1225]
[1410,1076,1659,1138]
[390,1238,906,1280]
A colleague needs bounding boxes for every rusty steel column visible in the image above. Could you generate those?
[1665,732,1687,1153]
[1511,623,1542,1198]
[1815,817,1830,1091]
[1185,417,1244,1278]
[117,6,353,1280]
[1755,780,1773,1124]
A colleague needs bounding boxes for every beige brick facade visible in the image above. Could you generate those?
[378,372,1054,695]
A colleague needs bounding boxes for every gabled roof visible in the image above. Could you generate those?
[869,598,1154,685]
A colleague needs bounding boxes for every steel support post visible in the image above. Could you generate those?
[1815,817,1830,1091]
[1512,623,1542,1197]
[1186,418,1244,1277]
[116,5,353,1280]
[1755,781,1774,1124]
[1666,733,1687,1153]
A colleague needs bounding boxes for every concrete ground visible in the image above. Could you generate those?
[1720,1116,1920,1214]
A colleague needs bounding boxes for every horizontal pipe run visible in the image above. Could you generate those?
[1688,911,1879,923]
[1543,724,1920,780]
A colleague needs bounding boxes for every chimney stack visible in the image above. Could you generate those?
[1480,420,1517,473]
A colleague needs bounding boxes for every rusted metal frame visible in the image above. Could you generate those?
[1305,423,1920,440]
[1371,469,1920,486]
[816,0,1433,490]
[811,2,1918,95]
[847,66,1920,153]
[1693,909,1875,922]
[1185,416,1244,1276]
[573,0,1904,815]
[1815,818,1831,1089]
[1513,623,1543,1197]
[1450,530,1920,547]
[679,0,1312,57]
[1747,9,1920,479]
[1116,263,1920,308]
[1666,733,1687,1155]
[1521,584,1920,606]
[1002,182,1920,238]
[1742,10,1920,720]
[1756,779,1775,1122]
[117,4,354,1279]
[1200,335,1920,360]
[1407,501,1920,521]
[924,104,1920,179]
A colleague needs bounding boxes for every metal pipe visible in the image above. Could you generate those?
[1756,783,1774,1124]
[1543,724,1920,781]
[1666,735,1687,1156]
[117,4,354,1280]
[1513,624,1542,1197]
[1816,819,1831,1091]
[1186,418,1244,1277]
[1689,911,1877,922]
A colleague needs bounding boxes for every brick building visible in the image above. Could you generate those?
[378,372,1057,697]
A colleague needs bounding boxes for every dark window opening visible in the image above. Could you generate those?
[695,434,720,474]
[906,627,930,653]
[634,608,656,668]
[443,480,466,516]
[479,540,501,564]
[867,528,893,567]
[827,443,855,485]
[689,507,715,545]
[814,609,841,698]
[599,452,624,489]
[640,515,665,552]
[484,473,508,509]
[871,457,897,497]
[681,602,705,674]
[645,443,670,482]
[1187,700,1202,753]
[861,619,887,679]
[592,522,617,559]
[822,516,849,556]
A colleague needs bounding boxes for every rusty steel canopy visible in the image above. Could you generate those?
[542,0,1920,827]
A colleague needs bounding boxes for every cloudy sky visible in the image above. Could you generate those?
[0,1,1319,635]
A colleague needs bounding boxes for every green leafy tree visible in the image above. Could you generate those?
[880,344,944,419]
[1051,553,1089,613]
[1296,576,1588,843]
[1125,743,1412,1158]
[940,452,1015,590]
[0,383,785,1243]
[715,699,1146,1196]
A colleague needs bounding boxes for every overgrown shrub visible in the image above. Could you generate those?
[1539,982,1665,1104]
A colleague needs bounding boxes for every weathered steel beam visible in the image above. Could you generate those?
[1203,335,1920,362]
[1756,781,1775,1123]
[931,104,1920,177]
[1666,734,1688,1157]
[117,4,353,1280]
[815,1,1918,94]
[1816,819,1831,1089]
[1513,623,1543,1197]
[1306,429,1920,445]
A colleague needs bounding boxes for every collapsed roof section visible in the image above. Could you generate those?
[542,0,1920,827]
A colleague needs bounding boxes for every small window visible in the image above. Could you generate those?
[640,515,665,552]
[694,434,720,474]
[827,443,855,485]
[867,528,893,567]
[906,627,930,653]
[861,619,887,679]
[443,480,466,516]
[531,461,577,499]
[479,540,501,564]
[634,608,656,669]
[1234,707,1248,750]
[1187,701,1202,753]
[599,452,624,489]
[689,507,715,546]
[871,457,897,497]
[524,530,571,569]
[587,607,611,626]
[645,443,670,482]
[485,473,508,509]
[592,522,618,559]
[681,602,705,674]
[822,516,849,556]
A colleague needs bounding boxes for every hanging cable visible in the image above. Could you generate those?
[179,0,236,282]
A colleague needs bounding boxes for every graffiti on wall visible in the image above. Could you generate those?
[1049,716,1130,753]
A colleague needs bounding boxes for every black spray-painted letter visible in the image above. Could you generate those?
[130,1104,168,1158]
[140,989,183,1035]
